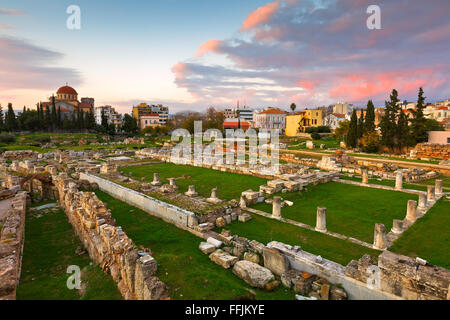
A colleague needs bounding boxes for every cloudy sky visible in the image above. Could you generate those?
[0,0,449,113]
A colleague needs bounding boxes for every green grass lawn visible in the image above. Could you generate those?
[389,199,450,269]
[120,163,267,200]
[251,182,417,243]
[286,137,339,151]
[94,190,295,300]
[217,212,380,266]
[16,202,122,300]
[339,175,429,192]
[414,175,450,191]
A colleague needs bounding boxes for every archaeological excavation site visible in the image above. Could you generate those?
[1,144,449,302]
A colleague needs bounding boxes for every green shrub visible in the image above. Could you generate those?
[0,133,16,144]
[33,136,51,143]
[311,132,321,140]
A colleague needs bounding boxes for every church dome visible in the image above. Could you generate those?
[57,85,78,95]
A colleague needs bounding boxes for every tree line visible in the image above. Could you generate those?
[0,99,140,136]
[343,87,442,153]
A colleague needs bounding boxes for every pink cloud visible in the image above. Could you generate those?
[240,1,280,31]
[0,8,26,15]
[171,62,188,81]
[328,69,444,102]
[195,40,221,57]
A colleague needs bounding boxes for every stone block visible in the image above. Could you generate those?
[207,237,223,248]
[209,249,238,269]
[232,260,275,289]
[262,247,290,276]
[244,252,260,264]
[199,242,216,254]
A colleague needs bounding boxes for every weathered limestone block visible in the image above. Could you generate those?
[134,254,158,300]
[391,219,404,234]
[373,223,387,250]
[292,272,316,296]
[239,195,247,208]
[427,185,435,201]
[185,185,198,197]
[249,240,265,254]
[395,170,403,190]
[199,242,216,254]
[244,251,260,264]
[435,179,443,195]
[142,276,169,300]
[405,200,417,222]
[232,260,275,289]
[209,249,238,269]
[272,196,281,219]
[206,187,222,204]
[123,250,139,293]
[151,173,161,186]
[418,193,427,210]
[215,217,226,228]
[206,237,223,248]
[262,247,290,276]
[281,269,303,288]
[238,213,252,222]
[362,169,368,184]
[378,251,450,300]
[315,207,327,233]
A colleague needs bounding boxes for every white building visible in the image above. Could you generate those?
[254,108,286,131]
[332,102,355,115]
[324,113,350,130]
[95,105,122,128]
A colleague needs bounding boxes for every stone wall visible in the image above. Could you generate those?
[414,143,450,160]
[269,241,450,300]
[79,173,198,228]
[378,251,450,300]
[0,192,27,300]
[346,251,450,300]
[53,173,169,300]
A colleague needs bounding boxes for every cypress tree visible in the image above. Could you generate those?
[346,110,358,148]
[397,110,410,150]
[57,107,62,129]
[0,104,3,131]
[6,103,18,132]
[380,89,400,150]
[410,87,428,144]
[357,110,365,139]
[365,100,376,132]
[44,105,51,131]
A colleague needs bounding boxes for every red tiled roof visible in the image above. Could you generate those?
[57,85,78,95]
[78,102,93,109]
[259,108,285,114]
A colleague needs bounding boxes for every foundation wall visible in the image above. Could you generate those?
[0,192,27,300]
[79,172,197,228]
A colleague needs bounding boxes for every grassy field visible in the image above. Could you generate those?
[0,132,167,152]
[339,175,429,192]
[217,212,380,266]
[285,137,340,150]
[250,182,417,243]
[120,163,267,200]
[389,199,450,269]
[16,202,122,300]
[94,190,294,300]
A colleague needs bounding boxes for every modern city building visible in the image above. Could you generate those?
[132,103,169,129]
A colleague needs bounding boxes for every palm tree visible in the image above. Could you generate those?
[236,109,241,129]
[290,103,296,113]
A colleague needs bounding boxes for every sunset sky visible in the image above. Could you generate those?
[0,0,449,113]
